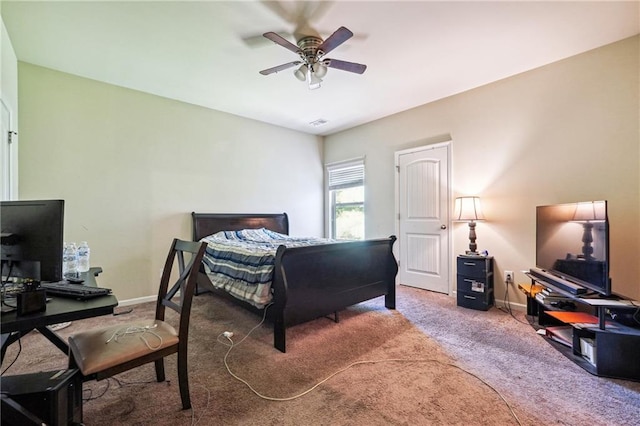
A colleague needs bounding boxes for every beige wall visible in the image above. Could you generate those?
[12,36,640,304]
[325,36,640,302]
[18,63,324,301]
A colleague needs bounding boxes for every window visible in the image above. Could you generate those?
[326,159,365,240]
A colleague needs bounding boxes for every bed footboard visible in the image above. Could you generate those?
[271,236,398,352]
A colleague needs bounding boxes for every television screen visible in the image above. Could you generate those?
[534,200,610,296]
[1,199,65,282]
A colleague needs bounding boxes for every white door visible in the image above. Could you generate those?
[396,144,450,293]
[1,99,12,200]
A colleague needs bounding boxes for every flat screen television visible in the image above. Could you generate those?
[1,199,65,282]
[532,200,610,296]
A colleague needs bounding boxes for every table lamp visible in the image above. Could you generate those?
[454,196,485,255]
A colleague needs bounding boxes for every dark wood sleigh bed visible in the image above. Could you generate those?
[191,212,398,352]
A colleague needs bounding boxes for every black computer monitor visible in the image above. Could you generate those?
[1,199,65,282]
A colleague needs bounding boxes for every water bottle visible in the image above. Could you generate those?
[77,241,90,273]
[64,242,78,280]
[62,242,68,277]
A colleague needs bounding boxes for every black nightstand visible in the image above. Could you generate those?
[456,255,494,311]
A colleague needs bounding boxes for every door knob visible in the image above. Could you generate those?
[441,225,447,229]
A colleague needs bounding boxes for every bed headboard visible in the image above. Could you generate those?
[191,212,289,241]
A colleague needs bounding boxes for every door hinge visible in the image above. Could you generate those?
[7,131,17,144]
[396,165,400,172]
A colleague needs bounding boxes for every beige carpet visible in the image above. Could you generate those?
[2,285,639,425]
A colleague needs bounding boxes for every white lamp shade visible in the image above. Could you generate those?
[294,65,308,81]
[313,63,328,78]
[453,196,485,222]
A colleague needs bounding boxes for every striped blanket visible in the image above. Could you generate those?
[200,228,333,308]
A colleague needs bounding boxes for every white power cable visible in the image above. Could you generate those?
[105,324,163,350]
[218,307,522,426]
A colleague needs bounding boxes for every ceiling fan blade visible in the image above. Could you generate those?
[259,61,302,75]
[243,31,290,48]
[323,59,367,74]
[317,26,353,55]
[263,32,301,54]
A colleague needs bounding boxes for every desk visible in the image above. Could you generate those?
[1,267,118,361]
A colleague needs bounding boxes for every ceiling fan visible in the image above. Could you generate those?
[259,26,367,90]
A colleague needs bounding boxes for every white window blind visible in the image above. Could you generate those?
[327,159,365,191]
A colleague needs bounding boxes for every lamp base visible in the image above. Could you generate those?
[467,221,478,254]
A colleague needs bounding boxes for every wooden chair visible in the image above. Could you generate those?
[68,238,207,410]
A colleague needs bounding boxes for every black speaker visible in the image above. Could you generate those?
[17,288,47,316]
[1,369,82,426]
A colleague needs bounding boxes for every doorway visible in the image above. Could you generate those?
[395,143,451,294]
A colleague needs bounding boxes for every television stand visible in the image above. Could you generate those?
[520,278,640,381]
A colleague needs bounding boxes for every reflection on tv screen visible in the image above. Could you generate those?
[536,201,609,295]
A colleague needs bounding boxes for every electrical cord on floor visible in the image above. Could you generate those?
[99,375,211,426]
[82,378,111,402]
[110,376,159,387]
[219,307,522,426]
[189,383,211,426]
[1,337,21,375]
[81,373,161,403]
[76,346,211,424]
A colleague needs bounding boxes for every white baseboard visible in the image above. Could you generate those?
[494,298,527,311]
[117,295,156,307]
[118,292,529,312]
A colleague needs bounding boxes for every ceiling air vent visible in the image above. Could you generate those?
[309,119,328,127]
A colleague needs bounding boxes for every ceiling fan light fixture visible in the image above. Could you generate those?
[313,63,328,78]
[262,26,364,90]
[309,71,322,85]
[294,65,308,81]
[308,69,322,90]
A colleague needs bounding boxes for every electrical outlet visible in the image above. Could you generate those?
[504,270,514,284]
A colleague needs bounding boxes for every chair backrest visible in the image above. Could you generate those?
[155,239,207,342]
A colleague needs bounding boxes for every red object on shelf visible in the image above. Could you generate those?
[546,311,599,324]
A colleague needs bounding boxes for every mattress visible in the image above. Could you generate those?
[200,228,334,308]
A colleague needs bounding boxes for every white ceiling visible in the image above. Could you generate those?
[2,1,639,136]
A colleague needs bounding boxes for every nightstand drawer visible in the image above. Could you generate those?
[456,257,492,278]
[457,289,494,311]
[457,276,489,293]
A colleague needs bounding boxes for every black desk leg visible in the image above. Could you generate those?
[1,332,23,364]
[37,326,70,354]
[2,328,69,363]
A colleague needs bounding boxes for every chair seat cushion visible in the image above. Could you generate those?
[69,320,179,376]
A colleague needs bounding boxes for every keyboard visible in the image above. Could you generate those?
[41,282,112,300]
